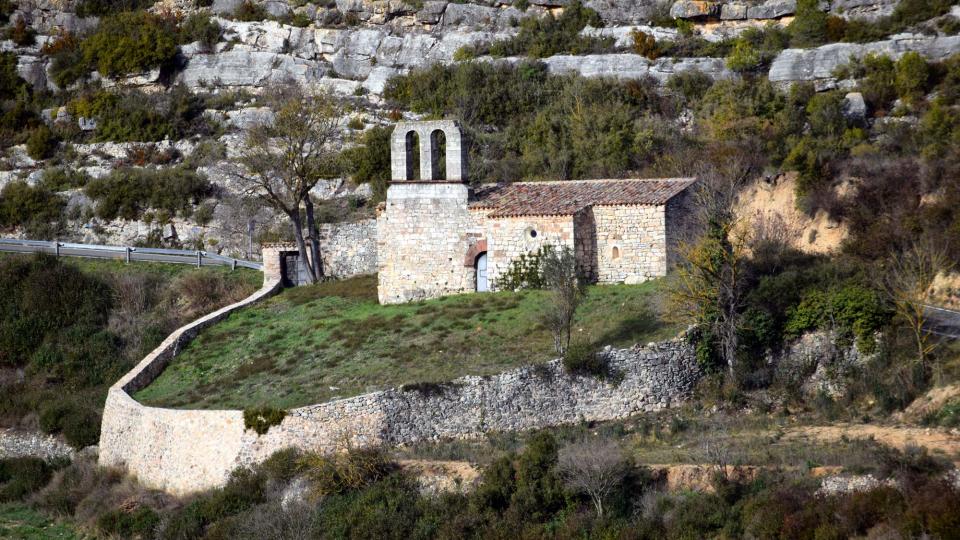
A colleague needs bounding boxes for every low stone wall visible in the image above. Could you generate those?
[98,265,284,494]
[319,219,377,278]
[100,316,701,494]
[244,340,702,463]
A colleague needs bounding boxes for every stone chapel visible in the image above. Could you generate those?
[376,120,696,304]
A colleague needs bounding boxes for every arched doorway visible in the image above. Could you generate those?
[475,252,488,292]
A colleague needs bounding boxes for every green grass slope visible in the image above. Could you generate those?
[0,504,87,540]
[135,275,679,410]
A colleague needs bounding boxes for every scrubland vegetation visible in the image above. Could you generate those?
[0,417,957,539]
[0,254,260,448]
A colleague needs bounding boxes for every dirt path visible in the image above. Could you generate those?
[782,423,960,461]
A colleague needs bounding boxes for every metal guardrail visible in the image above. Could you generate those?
[0,238,263,271]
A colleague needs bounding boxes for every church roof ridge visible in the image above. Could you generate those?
[469,177,696,218]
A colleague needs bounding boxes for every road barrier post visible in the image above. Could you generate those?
[125,247,131,264]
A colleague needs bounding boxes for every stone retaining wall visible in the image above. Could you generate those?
[98,251,285,494]
[244,340,702,464]
[99,262,702,495]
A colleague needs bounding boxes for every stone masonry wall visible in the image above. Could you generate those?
[592,204,667,284]
[102,324,701,495]
[377,182,482,303]
[484,214,575,289]
[243,338,702,462]
[98,259,284,495]
[319,219,377,278]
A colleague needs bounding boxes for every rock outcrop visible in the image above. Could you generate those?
[770,34,960,88]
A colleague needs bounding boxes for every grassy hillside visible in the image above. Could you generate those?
[135,275,679,409]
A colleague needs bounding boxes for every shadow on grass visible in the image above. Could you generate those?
[592,306,667,347]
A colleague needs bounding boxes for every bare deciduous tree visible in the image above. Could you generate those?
[231,83,341,283]
[539,246,587,355]
[748,209,802,269]
[885,239,954,382]
[667,142,762,376]
[557,438,629,518]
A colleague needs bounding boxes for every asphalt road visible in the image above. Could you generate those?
[924,304,960,339]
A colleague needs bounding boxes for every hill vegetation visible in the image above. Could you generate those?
[135,275,677,409]
[0,254,260,448]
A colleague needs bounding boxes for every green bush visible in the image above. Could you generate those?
[160,467,267,539]
[232,0,269,21]
[0,458,54,502]
[731,24,790,69]
[495,246,547,290]
[895,51,932,105]
[924,399,960,427]
[486,1,612,58]
[0,182,65,228]
[38,400,103,448]
[666,70,714,103]
[43,32,87,89]
[40,167,91,191]
[180,13,222,51]
[805,91,847,138]
[68,87,209,142]
[81,11,178,77]
[243,406,287,434]
[76,0,153,17]
[341,126,390,201]
[918,101,960,159]
[725,39,761,73]
[785,283,889,348]
[29,327,124,388]
[561,340,609,378]
[0,51,28,100]
[0,254,113,367]
[25,125,58,160]
[656,36,733,58]
[301,447,395,497]
[85,166,212,220]
[97,506,161,537]
[788,0,829,47]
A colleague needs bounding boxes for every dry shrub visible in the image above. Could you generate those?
[300,447,395,498]
[32,454,174,526]
[747,210,801,264]
[206,501,319,540]
[165,271,254,321]
[108,272,167,359]
[557,438,629,518]
[123,144,181,167]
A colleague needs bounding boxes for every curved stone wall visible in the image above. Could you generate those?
[99,248,702,495]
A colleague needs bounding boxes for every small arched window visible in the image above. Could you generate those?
[430,129,447,180]
[405,130,420,180]
[611,246,621,260]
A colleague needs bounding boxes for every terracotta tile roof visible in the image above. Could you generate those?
[469,178,696,218]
